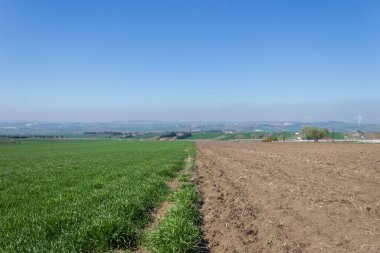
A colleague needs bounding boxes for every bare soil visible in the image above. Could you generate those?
[196,141,380,253]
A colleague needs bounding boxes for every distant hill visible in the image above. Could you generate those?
[0,120,379,135]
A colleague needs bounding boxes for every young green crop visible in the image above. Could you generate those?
[0,139,193,252]
[147,180,203,253]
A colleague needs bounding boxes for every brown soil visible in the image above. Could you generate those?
[166,177,181,190]
[196,141,380,253]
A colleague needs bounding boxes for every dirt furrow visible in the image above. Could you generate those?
[196,141,380,253]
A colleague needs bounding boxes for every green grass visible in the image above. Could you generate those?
[0,139,193,252]
[328,132,345,140]
[147,179,203,253]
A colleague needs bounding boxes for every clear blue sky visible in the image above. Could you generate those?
[1,0,379,122]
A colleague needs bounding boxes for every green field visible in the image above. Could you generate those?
[129,133,160,140]
[0,140,194,252]
[328,132,345,140]
[186,131,290,140]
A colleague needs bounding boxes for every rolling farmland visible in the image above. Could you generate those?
[0,140,195,252]
[2,139,379,253]
[2,1,380,252]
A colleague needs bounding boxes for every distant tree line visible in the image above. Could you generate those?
[84,131,124,136]
[0,135,66,139]
[159,132,177,138]
[206,130,223,133]
[159,132,192,139]
[0,135,28,139]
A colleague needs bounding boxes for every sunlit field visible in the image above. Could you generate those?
[0,140,193,252]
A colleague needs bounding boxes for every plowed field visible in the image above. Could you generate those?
[196,141,380,253]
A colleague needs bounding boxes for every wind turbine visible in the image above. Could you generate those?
[355,112,362,126]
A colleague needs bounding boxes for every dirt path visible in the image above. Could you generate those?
[196,141,380,253]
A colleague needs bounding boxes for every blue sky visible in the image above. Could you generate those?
[1,0,379,122]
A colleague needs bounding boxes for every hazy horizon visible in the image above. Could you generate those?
[2,100,380,123]
[1,1,379,123]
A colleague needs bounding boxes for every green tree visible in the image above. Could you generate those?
[302,126,329,142]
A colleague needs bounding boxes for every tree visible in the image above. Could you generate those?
[159,132,176,138]
[302,126,329,142]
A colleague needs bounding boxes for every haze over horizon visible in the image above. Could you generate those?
[1,1,379,123]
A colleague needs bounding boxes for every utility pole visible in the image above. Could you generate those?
[332,125,335,143]
[283,131,286,142]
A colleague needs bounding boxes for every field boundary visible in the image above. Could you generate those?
[136,155,206,253]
